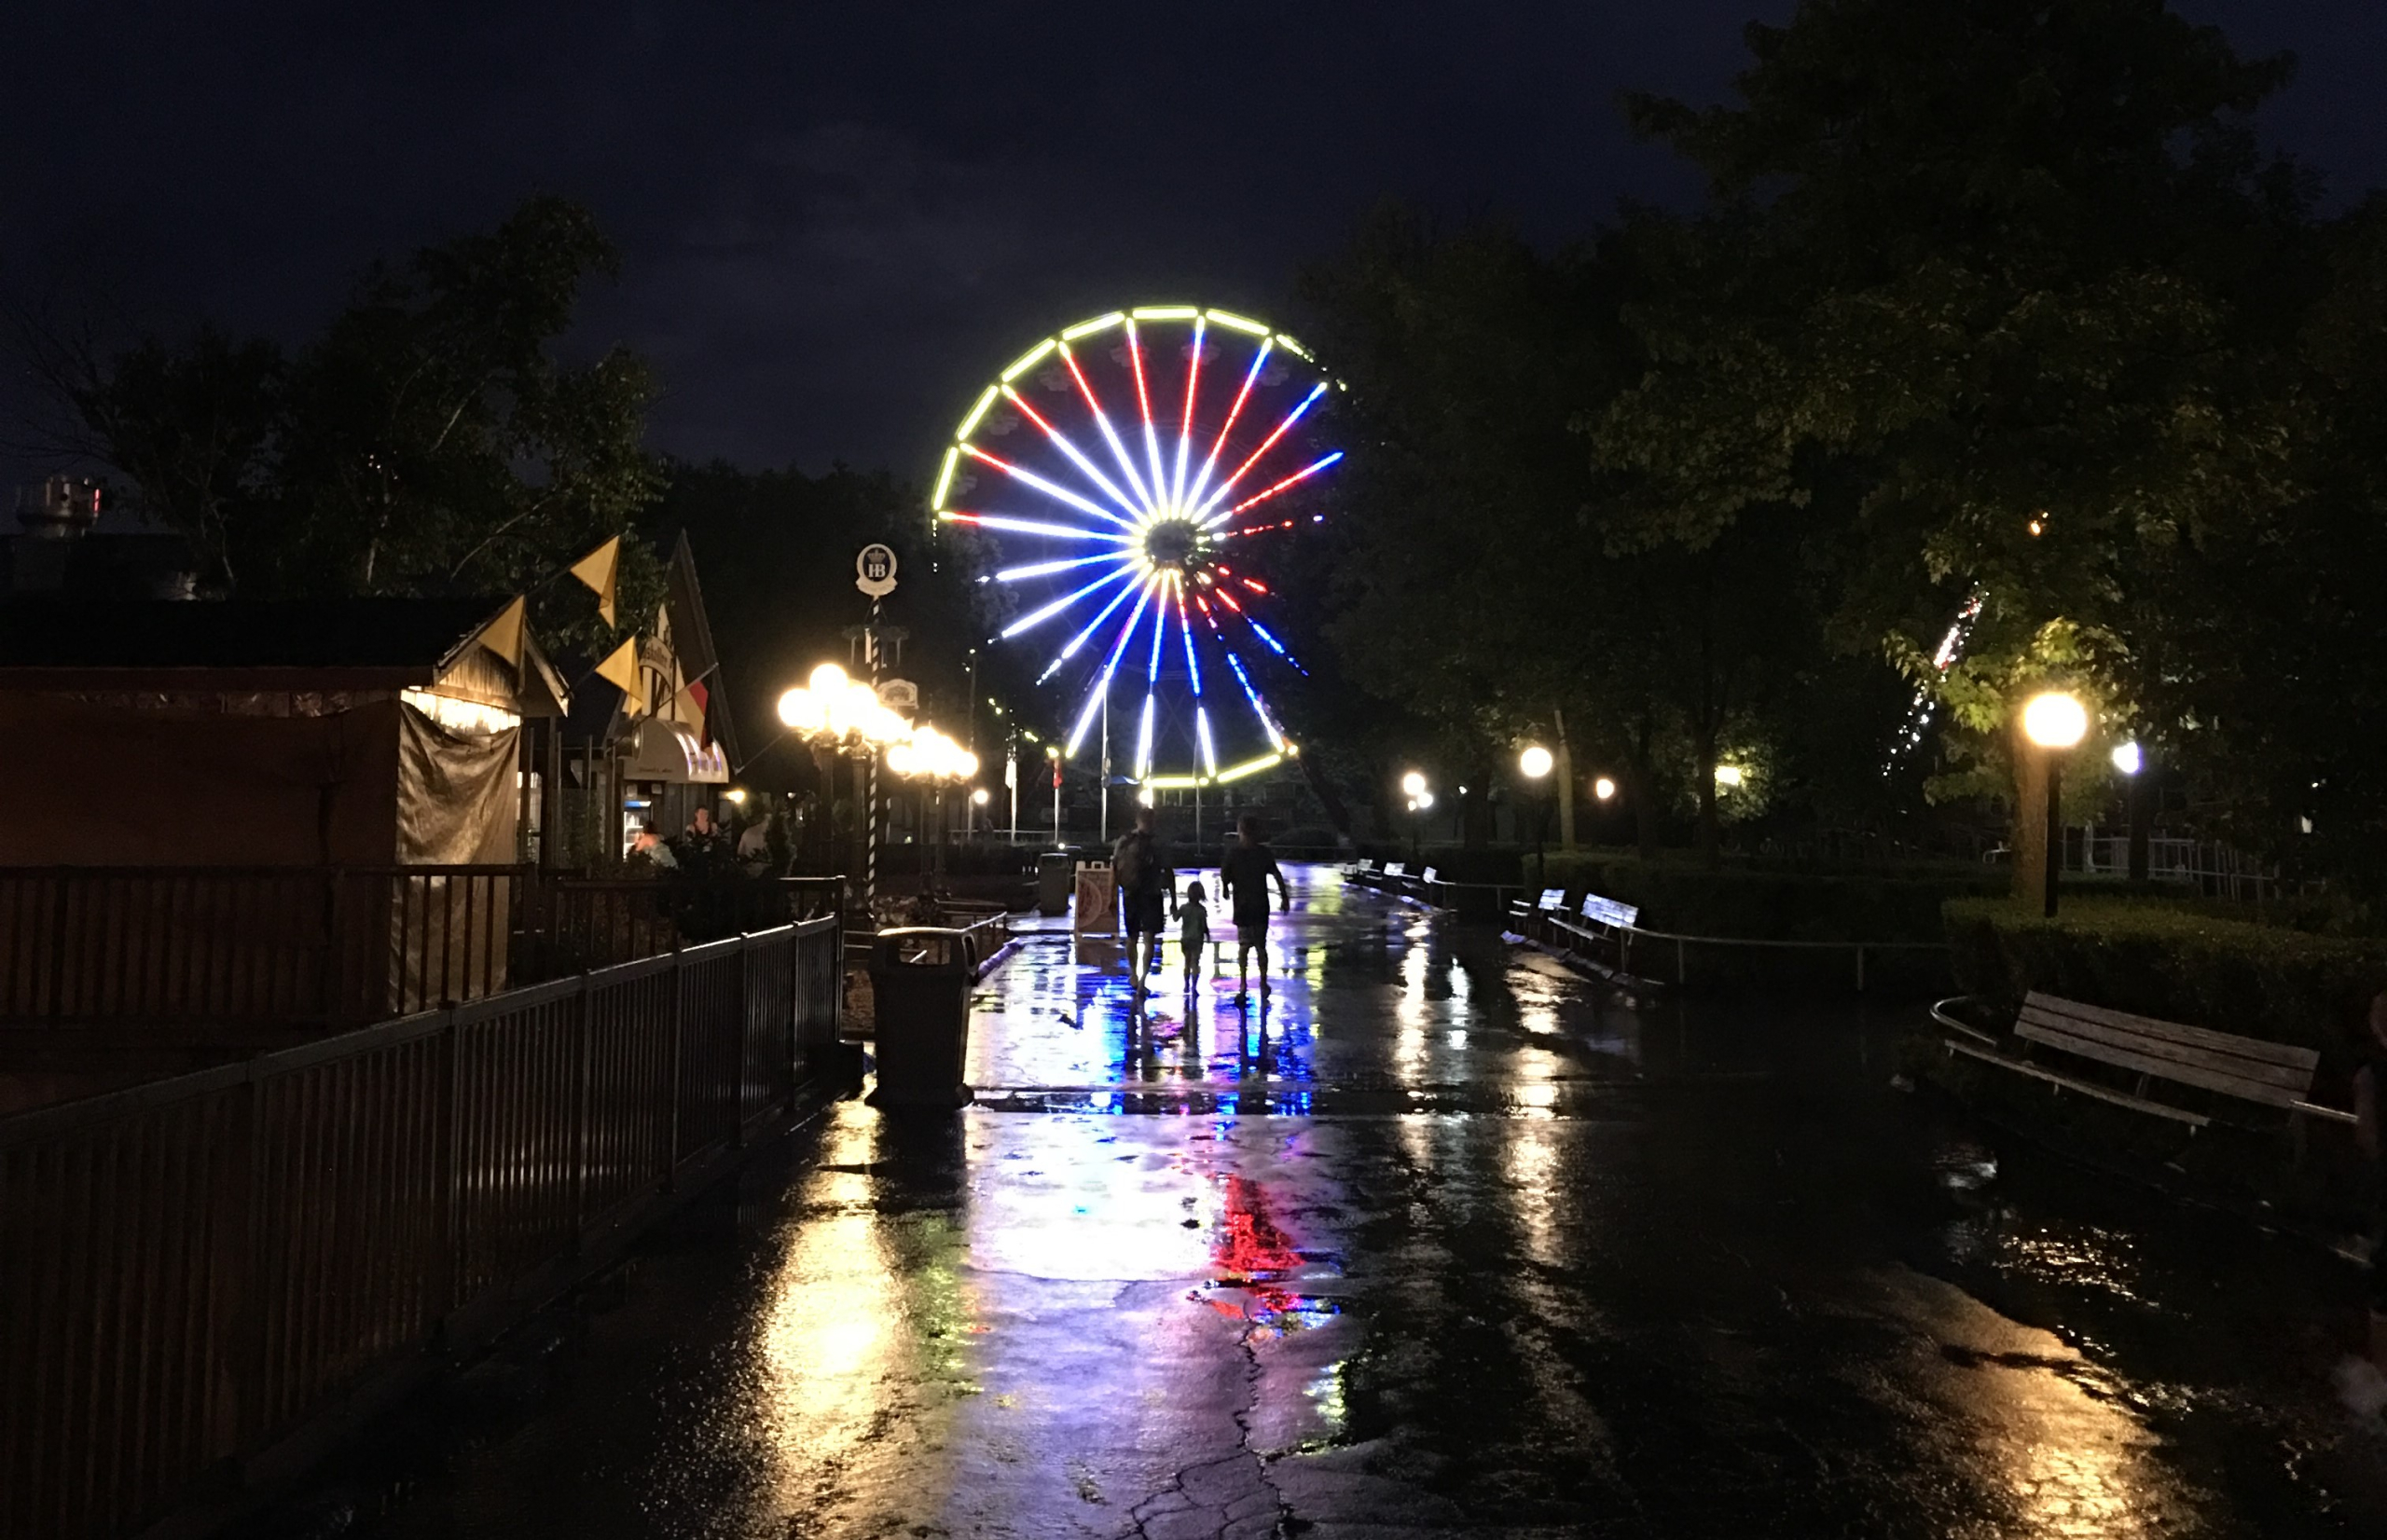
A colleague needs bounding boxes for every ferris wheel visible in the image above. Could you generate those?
[932,305,1340,787]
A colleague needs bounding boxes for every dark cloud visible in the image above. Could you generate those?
[6,1,2381,493]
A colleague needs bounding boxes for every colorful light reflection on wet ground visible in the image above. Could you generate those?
[326,865,2387,1539]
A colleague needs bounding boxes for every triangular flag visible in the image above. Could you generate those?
[594,636,643,717]
[568,536,621,627]
[476,596,527,669]
[686,679,711,749]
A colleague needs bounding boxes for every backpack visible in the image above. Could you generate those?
[1115,831,1154,894]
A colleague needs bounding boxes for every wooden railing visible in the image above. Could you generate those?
[0,868,850,1027]
[0,916,841,1540]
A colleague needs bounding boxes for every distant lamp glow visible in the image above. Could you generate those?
[1594,777,1617,802]
[2110,741,2143,776]
[724,788,748,804]
[1400,770,1428,798]
[1519,746,1553,779]
[972,787,991,805]
[2021,692,2090,750]
[1414,791,1435,812]
[1714,764,1745,789]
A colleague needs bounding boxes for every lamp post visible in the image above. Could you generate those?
[971,785,991,843]
[777,663,913,921]
[888,723,978,887]
[2112,740,2150,882]
[1519,745,1553,888]
[2021,691,2089,918]
[1400,771,1429,864]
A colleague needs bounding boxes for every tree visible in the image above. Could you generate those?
[1601,0,2308,872]
[28,197,664,655]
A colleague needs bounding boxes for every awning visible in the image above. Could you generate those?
[626,718,727,784]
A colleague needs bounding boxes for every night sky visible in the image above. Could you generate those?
[6,2,2383,502]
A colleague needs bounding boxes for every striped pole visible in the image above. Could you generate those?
[866,596,881,922]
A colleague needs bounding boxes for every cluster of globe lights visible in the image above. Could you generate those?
[775,663,977,782]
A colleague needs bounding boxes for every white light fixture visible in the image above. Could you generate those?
[2111,741,2143,776]
[1400,770,1427,797]
[1519,746,1553,779]
[1714,764,1744,789]
[1594,777,1617,802]
[2021,692,2090,750]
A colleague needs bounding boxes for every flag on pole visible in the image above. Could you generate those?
[568,535,621,626]
[475,596,528,669]
[686,679,711,749]
[594,636,643,717]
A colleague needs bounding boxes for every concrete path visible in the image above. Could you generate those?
[326,864,2387,1539]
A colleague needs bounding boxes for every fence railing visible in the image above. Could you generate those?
[0,915,840,1540]
[0,867,849,1028]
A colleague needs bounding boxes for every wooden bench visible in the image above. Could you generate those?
[1942,989,2355,1130]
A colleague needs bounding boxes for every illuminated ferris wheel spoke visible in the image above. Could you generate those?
[941,511,1137,543]
[1039,568,1148,682]
[960,445,1134,529]
[1193,382,1329,523]
[1197,706,1219,777]
[1199,600,1287,753]
[1206,450,1346,530]
[1125,321,1169,514]
[1065,575,1159,756]
[1000,563,1140,639]
[1001,387,1143,525]
[990,551,1126,584]
[1136,694,1156,777]
[1059,344,1156,513]
[1171,317,1206,512]
[1186,339,1270,515]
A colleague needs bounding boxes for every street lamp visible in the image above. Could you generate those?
[1519,745,1553,888]
[778,662,914,914]
[889,723,977,883]
[2021,691,2089,917]
[1594,777,1616,802]
[1400,771,1430,863]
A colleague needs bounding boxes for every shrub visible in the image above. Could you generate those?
[1540,853,2000,942]
[1942,896,2387,1054]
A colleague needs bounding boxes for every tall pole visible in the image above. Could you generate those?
[1052,757,1062,846]
[2043,752,2063,918]
[866,595,881,920]
[1099,697,1111,846]
[1009,731,1019,843]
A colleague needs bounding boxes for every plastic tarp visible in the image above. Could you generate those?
[391,701,520,1004]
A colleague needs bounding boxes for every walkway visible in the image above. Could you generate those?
[309,865,2384,1538]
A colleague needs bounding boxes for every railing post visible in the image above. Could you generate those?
[1855,944,1867,993]
[204,1070,265,1471]
[435,1007,462,1324]
[572,973,594,1236]
[663,949,685,1190]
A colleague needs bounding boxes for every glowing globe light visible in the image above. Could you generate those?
[2111,741,2143,776]
[1519,745,1553,779]
[2021,692,2090,750]
[1594,777,1617,802]
[935,304,1338,785]
[1715,764,1745,788]
[1400,770,1427,797]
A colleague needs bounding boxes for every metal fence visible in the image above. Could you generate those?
[0,916,841,1540]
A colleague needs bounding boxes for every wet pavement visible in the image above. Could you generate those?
[327,864,2387,1538]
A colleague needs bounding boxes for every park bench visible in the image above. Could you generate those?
[1942,989,2355,1130]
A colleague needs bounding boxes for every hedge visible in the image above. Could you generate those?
[1538,853,2001,942]
[1942,896,2387,1055]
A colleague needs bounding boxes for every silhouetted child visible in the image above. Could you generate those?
[1179,880,1213,995]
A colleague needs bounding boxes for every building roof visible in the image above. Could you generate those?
[0,597,506,671]
[0,598,569,715]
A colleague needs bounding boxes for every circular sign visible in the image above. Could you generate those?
[855,543,899,598]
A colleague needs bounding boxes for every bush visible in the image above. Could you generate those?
[1538,852,1999,942]
[1942,896,2387,1054]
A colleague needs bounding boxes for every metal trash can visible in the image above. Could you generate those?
[866,927,976,1109]
[1036,851,1073,916]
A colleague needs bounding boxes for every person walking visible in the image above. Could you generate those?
[1111,804,1175,1001]
[1178,879,1214,997]
[1220,813,1290,1004]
